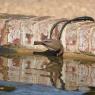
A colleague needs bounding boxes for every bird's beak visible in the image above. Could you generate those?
[34,41,43,45]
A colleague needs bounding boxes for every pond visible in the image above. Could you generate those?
[0,52,95,95]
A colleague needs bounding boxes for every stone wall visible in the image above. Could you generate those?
[0,14,95,54]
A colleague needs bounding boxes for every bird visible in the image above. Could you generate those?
[33,19,67,56]
[34,16,94,56]
[34,39,63,56]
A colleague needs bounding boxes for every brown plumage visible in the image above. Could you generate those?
[34,39,63,56]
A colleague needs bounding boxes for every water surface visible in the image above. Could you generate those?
[0,54,95,93]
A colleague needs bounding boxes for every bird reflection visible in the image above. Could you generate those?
[33,50,65,90]
[0,51,65,90]
[82,86,95,95]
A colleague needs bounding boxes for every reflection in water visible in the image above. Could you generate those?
[62,60,95,91]
[82,87,95,95]
[0,54,95,92]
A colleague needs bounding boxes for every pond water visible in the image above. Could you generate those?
[0,53,95,94]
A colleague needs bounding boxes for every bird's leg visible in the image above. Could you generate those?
[56,49,63,56]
